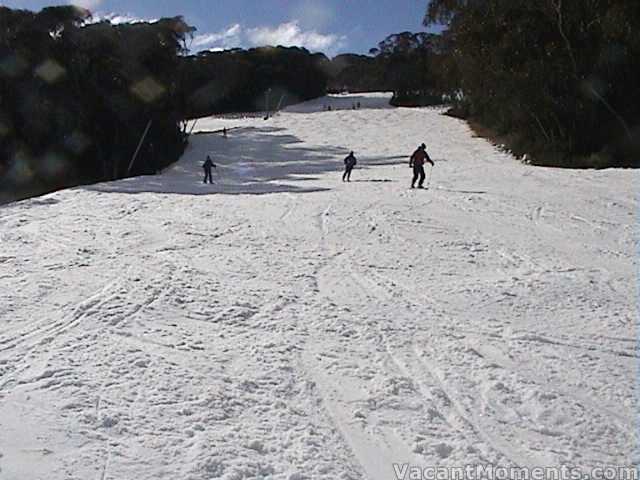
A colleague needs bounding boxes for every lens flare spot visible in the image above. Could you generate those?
[65,130,92,155]
[8,150,34,184]
[42,152,69,177]
[130,77,166,103]
[36,59,66,84]
[0,53,29,78]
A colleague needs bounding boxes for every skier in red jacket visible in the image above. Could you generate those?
[409,143,434,189]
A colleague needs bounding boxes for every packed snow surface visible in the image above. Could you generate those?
[0,93,637,479]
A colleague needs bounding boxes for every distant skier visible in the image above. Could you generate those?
[409,143,434,189]
[343,151,357,182]
[203,155,216,184]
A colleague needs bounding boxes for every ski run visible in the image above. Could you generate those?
[0,93,637,480]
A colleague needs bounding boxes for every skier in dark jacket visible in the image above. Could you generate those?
[203,155,216,184]
[409,143,434,188]
[342,151,357,182]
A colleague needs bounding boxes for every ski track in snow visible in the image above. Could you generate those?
[0,93,637,479]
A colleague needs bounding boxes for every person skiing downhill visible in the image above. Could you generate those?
[203,155,216,184]
[409,143,434,188]
[343,151,357,182]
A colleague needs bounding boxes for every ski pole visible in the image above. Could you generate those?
[427,164,434,188]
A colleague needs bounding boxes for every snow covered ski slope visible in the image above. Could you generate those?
[0,93,637,479]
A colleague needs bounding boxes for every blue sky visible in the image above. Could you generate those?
[2,0,437,56]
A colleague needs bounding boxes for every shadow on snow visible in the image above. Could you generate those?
[86,126,407,196]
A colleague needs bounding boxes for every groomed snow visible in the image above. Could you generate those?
[0,93,637,479]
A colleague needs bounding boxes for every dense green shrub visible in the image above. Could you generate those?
[424,0,640,167]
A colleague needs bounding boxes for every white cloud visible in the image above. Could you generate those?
[193,24,242,49]
[192,21,346,55]
[247,21,345,52]
[88,12,158,25]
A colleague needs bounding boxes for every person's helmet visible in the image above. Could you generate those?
[420,143,426,149]
[350,151,354,155]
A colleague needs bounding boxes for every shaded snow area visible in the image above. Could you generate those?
[0,93,637,479]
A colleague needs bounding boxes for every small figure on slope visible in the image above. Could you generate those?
[343,151,357,182]
[203,155,217,184]
[409,143,434,189]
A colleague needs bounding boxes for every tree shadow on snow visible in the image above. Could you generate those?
[435,187,488,195]
[85,127,405,196]
[351,179,395,183]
